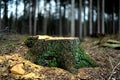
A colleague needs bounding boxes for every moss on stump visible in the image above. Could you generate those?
[25,35,96,74]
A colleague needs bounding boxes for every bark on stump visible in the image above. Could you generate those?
[25,35,96,74]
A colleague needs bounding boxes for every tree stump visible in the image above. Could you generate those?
[25,35,96,74]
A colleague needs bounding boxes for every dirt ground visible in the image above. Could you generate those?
[0,34,120,80]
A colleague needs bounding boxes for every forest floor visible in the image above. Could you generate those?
[0,34,120,80]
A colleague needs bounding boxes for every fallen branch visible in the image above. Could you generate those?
[109,56,114,69]
[108,62,120,80]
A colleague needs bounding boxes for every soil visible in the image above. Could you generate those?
[0,34,120,80]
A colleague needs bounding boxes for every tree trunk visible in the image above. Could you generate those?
[63,5,66,36]
[59,0,62,36]
[23,0,27,17]
[43,0,48,34]
[37,0,40,13]
[15,0,18,32]
[3,0,8,28]
[25,35,97,74]
[49,1,51,18]
[84,1,87,37]
[112,4,115,34]
[65,1,69,36]
[102,0,105,34]
[33,0,37,35]
[97,0,100,33]
[89,0,92,35]
[55,0,58,35]
[79,0,82,38]
[0,0,1,30]
[29,1,32,35]
[119,0,120,37]
[71,0,75,37]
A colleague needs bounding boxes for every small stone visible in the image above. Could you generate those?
[0,56,5,63]
[10,63,25,75]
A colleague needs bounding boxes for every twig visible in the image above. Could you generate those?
[109,56,114,69]
[108,62,120,80]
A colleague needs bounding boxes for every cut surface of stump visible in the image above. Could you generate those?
[25,35,96,74]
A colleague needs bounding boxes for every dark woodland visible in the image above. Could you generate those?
[0,0,120,80]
